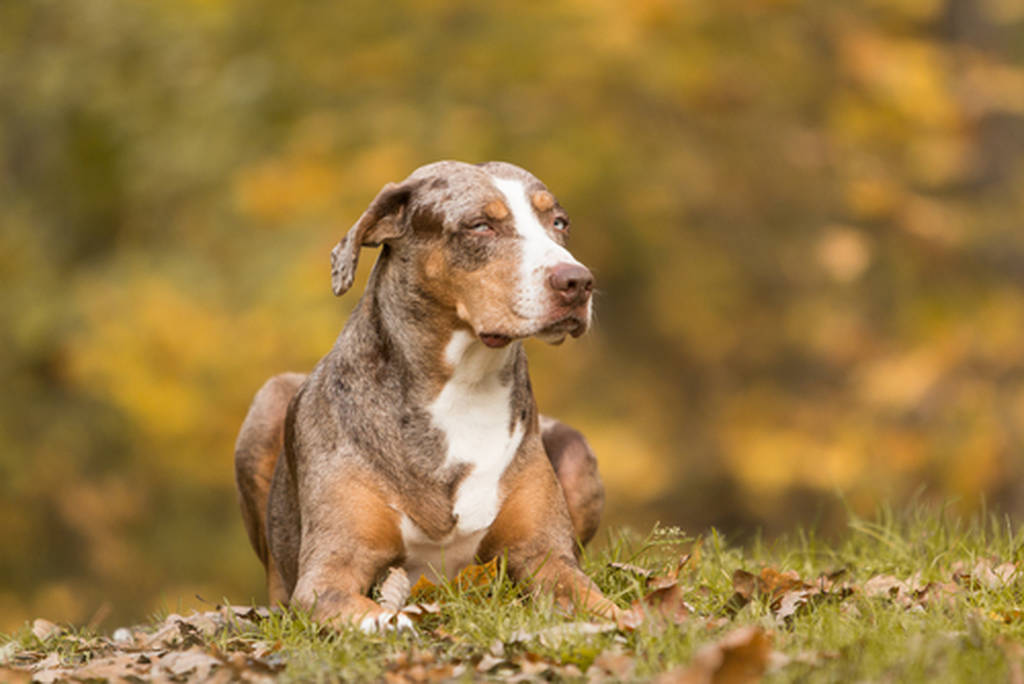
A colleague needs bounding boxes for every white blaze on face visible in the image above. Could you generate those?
[490,176,583,320]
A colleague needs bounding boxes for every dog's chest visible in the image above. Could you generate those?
[399,336,524,580]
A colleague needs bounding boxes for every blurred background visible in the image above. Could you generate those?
[3,0,1024,632]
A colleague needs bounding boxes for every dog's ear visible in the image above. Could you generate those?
[330,178,425,296]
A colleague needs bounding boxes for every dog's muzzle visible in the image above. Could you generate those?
[548,262,594,309]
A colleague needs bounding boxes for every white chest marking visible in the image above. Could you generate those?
[400,330,524,580]
[490,176,583,320]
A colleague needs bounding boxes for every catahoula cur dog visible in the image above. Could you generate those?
[234,160,617,630]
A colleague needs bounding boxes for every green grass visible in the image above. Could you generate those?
[3,504,1023,682]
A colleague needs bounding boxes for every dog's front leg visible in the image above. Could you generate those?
[479,451,621,620]
[288,468,406,630]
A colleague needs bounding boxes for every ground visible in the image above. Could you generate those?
[2,506,1023,683]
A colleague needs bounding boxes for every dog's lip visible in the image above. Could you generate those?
[538,315,588,339]
[479,333,513,348]
[477,316,587,347]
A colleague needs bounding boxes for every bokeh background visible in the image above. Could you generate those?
[3,0,1024,632]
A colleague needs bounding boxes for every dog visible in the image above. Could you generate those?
[234,160,616,630]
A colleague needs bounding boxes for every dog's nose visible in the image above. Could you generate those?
[548,262,594,306]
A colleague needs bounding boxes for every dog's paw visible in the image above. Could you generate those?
[358,611,416,634]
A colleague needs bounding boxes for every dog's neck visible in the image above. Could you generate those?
[343,249,521,400]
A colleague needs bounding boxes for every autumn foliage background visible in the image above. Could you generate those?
[2,0,1024,631]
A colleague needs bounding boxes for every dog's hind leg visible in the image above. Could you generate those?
[540,416,604,546]
[234,372,307,603]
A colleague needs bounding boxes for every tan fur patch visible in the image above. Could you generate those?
[424,249,444,280]
[450,256,523,335]
[341,475,404,555]
[531,191,555,212]
[481,456,552,551]
[484,200,509,220]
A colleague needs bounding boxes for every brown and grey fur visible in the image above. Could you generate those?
[234,160,614,627]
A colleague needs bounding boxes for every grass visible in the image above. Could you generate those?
[3,503,1024,682]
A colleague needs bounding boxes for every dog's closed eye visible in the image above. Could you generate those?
[467,222,495,236]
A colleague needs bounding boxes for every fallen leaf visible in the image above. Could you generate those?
[959,560,1020,590]
[72,654,144,681]
[506,621,618,648]
[157,647,223,680]
[31,619,61,642]
[0,667,30,684]
[633,580,693,625]
[727,568,799,615]
[658,625,773,684]
[732,570,756,598]
[814,568,848,592]
[182,611,223,637]
[31,669,64,684]
[0,642,20,666]
[31,653,60,672]
[476,653,513,673]
[758,568,805,602]
[593,649,636,677]
[863,574,908,600]
[455,558,500,591]
[774,589,814,622]
[616,604,647,631]
[380,567,413,611]
[410,574,438,600]
[610,562,654,579]
[409,559,500,602]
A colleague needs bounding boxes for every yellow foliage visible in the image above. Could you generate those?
[839,30,959,130]
[856,346,957,412]
[585,424,673,503]
[233,157,343,222]
[816,225,873,284]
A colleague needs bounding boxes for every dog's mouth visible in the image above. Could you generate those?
[478,316,586,348]
[539,315,588,340]
[479,333,513,348]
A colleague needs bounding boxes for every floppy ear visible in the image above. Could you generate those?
[330,178,425,296]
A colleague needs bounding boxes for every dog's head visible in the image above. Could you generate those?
[331,160,594,347]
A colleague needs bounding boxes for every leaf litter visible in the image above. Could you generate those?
[3,551,1022,682]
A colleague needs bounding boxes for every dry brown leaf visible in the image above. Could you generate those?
[774,589,814,622]
[731,570,757,604]
[506,621,618,648]
[409,559,500,602]
[609,561,655,578]
[758,568,805,600]
[616,604,647,631]
[72,654,144,681]
[863,574,908,600]
[658,626,773,684]
[380,567,413,611]
[410,573,438,600]
[978,563,1007,589]
[183,611,223,638]
[727,567,855,622]
[31,669,64,684]
[30,619,61,642]
[815,568,848,592]
[728,568,805,615]
[593,650,636,677]
[157,646,223,679]
[634,581,693,625]
[476,653,513,673]
[31,652,60,672]
[0,667,31,684]
[455,558,499,590]
[960,560,1020,590]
